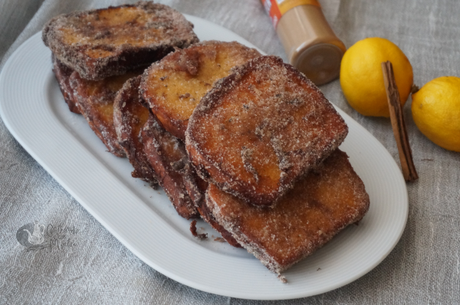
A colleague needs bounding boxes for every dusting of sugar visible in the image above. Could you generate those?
[113,76,158,187]
[141,114,198,219]
[205,150,370,276]
[140,40,261,140]
[69,70,145,158]
[42,2,199,80]
[186,55,348,207]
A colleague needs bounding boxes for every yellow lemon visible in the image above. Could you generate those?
[411,76,460,152]
[340,37,413,117]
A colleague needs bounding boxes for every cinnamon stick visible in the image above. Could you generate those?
[381,61,418,181]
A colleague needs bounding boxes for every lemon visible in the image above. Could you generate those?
[340,37,413,117]
[411,76,460,152]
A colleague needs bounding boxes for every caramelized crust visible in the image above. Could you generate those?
[196,191,242,248]
[113,76,158,187]
[43,2,199,80]
[206,150,370,274]
[186,56,348,207]
[70,70,142,157]
[181,166,241,247]
[141,113,198,219]
[52,55,80,114]
[140,40,261,140]
[134,111,240,243]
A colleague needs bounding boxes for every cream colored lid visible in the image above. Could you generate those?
[293,42,344,86]
[275,5,345,85]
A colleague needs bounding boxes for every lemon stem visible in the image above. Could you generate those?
[411,84,420,95]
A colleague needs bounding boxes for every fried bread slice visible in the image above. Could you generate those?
[205,149,370,275]
[69,70,143,157]
[196,193,242,248]
[52,55,80,114]
[43,2,199,80]
[140,40,261,140]
[181,165,241,247]
[138,113,242,242]
[141,113,198,219]
[186,56,348,207]
[113,76,158,187]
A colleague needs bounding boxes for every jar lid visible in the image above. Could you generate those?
[293,43,344,86]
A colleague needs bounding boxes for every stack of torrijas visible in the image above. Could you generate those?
[43,1,370,281]
[43,1,199,185]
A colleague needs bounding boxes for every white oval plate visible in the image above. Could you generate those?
[0,15,407,300]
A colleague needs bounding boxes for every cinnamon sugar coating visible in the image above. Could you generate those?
[206,150,370,275]
[141,113,198,219]
[113,76,158,187]
[70,70,143,157]
[195,190,242,248]
[140,40,261,140]
[52,55,80,114]
[186,56,348,207]
[181,167,241,247]
[43,2,199,80]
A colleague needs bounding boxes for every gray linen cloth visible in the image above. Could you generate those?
[1,0,459,303]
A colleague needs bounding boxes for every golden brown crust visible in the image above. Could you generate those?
[113,76,158,187]
[186,56,348,207]
[141,113,198,219]
[52,55,80,114]
[196,191,242,248]
[70,70,142,157]
[43,2,199,80]
[180,166,241,247]
[206,149,370,274]
[186,56,348,206]
[140,40,261,140]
